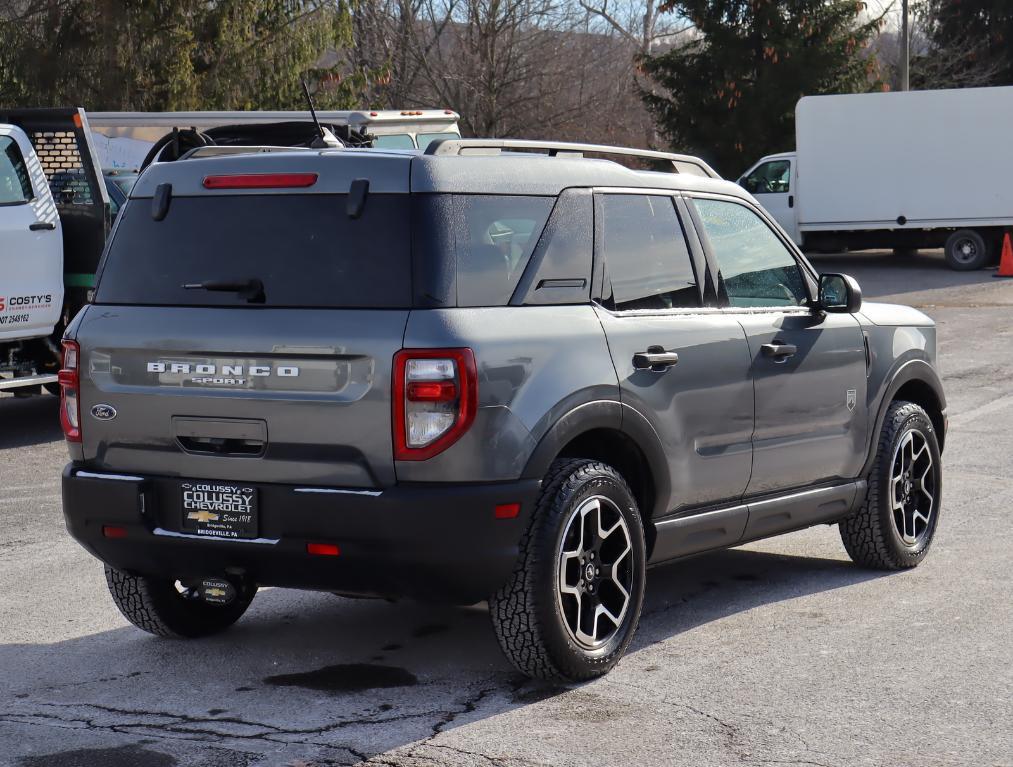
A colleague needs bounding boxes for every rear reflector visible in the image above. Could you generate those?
[102,525,128,539]
[202,173,318,190]
[495,503,521,520]
[406,381,457,402]
[307,542,341,556]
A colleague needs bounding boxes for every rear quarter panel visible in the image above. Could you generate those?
[396,306,619,482]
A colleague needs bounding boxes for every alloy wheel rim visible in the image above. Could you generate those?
[556,495,634,650]
[890,429,936,546]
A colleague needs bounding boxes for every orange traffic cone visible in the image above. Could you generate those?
[995,231,1013,278]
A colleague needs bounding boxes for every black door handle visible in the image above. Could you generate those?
[29,221,55,231]
[633,346,680,372]
[761,342,798,360]
[788,195,794,208]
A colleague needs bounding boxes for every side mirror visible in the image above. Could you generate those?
[818,273,862,313]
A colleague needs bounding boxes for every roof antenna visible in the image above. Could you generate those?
[301,77,342,148]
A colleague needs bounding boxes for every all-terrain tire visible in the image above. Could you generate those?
[489,459,646,681]
[839,401,942,569]
[105,566,255,638]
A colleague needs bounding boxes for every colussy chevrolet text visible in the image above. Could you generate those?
[59,138,946,680]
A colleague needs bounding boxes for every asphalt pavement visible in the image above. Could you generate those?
[1,249,1010,767]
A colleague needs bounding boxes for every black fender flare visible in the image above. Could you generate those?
[520,400,671,519]
[863,358,947,476]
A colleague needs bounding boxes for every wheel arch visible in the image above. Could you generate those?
[521,401,671,559]
[863,360,946,476]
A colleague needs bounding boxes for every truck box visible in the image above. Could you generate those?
[739,87,1013,269]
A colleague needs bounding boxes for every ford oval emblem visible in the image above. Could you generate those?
[91,403,117,421]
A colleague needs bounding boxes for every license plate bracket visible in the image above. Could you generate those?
[180,481,258,539]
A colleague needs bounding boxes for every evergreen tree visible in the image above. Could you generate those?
[917,0,1013,88]
[640,0,883,176]
[0,0,364,111]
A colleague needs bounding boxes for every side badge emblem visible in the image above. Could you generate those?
[846,389,857,412]
[91,403,118,421]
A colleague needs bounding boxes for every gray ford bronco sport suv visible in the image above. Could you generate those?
[59,138,946,681]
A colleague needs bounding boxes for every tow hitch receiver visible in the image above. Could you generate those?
[198,577,237,605]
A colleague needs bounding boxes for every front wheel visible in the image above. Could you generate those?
[489,459,646,681]
[840,401,942,569]
[105,566,255,638]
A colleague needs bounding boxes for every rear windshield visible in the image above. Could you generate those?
[94,194,411,308]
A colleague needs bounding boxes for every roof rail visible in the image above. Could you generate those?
[424,138,720,179]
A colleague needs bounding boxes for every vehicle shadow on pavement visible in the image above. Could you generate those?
[0,393,62,449]
[0,546,896,765]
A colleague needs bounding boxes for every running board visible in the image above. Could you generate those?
[0,373,59,391]
[649,481,865,565]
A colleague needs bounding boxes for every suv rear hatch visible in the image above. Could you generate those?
[73,152,412,488]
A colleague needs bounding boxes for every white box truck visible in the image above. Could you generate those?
[738,87,1013,270]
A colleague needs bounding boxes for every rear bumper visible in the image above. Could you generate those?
[62,464,540,604]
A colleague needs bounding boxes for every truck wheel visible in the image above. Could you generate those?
[944,229,989,270]
[105,566,255,638]
[489,459,646,681]
[839,401,941,570]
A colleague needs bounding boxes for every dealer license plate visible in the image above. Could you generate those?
[180,481,258,539]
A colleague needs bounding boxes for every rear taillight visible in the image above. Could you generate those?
[58,340,81,443]
[393,348,476,461]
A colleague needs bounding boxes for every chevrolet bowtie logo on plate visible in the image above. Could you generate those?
[187,510,220,523]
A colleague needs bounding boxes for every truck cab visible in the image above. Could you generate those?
[738,151,799,245]
[0,108,110,393]
[0,124,64,346]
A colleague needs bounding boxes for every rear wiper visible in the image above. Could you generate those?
[182,278,265,304]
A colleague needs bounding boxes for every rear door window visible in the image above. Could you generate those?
[94,194,412,308]
[0,136,33,204]
[599,194,699,311]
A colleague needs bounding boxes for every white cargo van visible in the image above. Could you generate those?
[739,87,1013,270]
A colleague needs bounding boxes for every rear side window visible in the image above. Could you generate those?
[373,134,415,149]
[599,194,699,311]
[0,136,33,204]
[455,196,553,306]
[94,194,411,308]
[417,132,461,151]
[412,194,554,307]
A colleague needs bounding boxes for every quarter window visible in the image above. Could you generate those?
[0,136,33,204]
[692,198,808,308]
[600,194,699,311]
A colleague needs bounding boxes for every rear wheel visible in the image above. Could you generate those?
[489,459,646,681]
[840,401,941,569]
[105,566,255,638]
[944,229,989,271]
